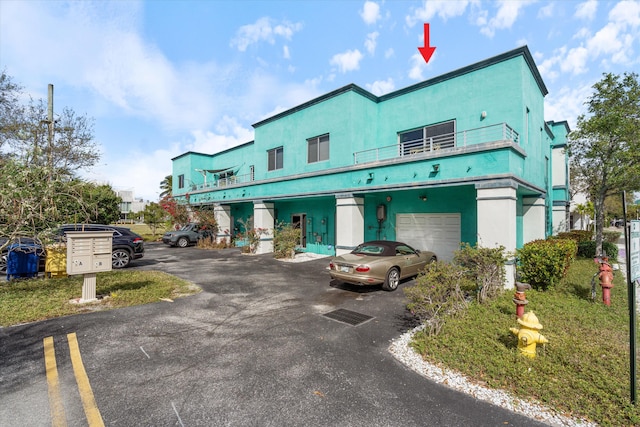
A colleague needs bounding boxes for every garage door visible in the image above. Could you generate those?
[396,214,461,262]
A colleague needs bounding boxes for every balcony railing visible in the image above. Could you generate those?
[190,172,254,191]
[353,123,519,165]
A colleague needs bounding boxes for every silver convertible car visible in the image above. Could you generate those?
[328,240,437,291]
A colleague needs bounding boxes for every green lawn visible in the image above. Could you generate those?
[0,270,199,327]
[409,258,640,426]
[122,223,168,242]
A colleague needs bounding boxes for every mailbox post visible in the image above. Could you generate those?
[66,231,112,303]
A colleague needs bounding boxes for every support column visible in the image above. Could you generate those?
[335,195,364,256]
[477,183,517,288]
[523,196,546,243]
[253,201,274,254]
[552,201,570,234]
[214,204,231,244]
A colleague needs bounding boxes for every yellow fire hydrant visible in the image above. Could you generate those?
[509,311,548,358]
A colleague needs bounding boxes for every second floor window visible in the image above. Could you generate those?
[399,120,456,155]
[307,134,329,163]
[268,147,283,171]
[178,174,185,189]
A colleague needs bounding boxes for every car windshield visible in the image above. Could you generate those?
[352,244,386,256]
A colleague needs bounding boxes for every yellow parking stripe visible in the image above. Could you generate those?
[43,336,67,427]
[67,333,105,427]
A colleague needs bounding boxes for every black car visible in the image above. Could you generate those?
[57,224,145,268]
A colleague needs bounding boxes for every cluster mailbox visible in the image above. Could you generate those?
[65,230,112,303]
[66,231,113,275]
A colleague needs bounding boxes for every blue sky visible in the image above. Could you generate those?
[1,0,638,201]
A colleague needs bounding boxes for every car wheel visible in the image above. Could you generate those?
[177,237,189,248]
[382,267,400,291]
[112,249,131,269]
[430,256,437,263]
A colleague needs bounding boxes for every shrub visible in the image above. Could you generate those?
[516,239,577,291]
[554,230,593,243]
[273,222,300,259]
[603,230,622,244]
[453,243,506,304]
[577,240,619,260]
[196,235,230,249]
[404,261,472,336]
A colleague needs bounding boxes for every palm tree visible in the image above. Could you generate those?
[159,175,172,199]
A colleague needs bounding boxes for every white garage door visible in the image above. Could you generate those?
[396,214,461,262]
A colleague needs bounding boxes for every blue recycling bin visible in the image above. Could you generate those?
[6,243,42,280]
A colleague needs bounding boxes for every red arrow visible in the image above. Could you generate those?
[418,23,436,64]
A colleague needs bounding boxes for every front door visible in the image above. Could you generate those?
[291,214,307,248]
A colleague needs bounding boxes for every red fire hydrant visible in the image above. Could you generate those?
[597,256,614,306]
[513,281,531,318]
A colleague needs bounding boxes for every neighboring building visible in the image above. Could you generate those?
[116,190,149,223]
[170,46,570,282]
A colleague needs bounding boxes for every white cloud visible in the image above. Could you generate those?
[479,0,536,38]
[230,17,302,52]
[408,52,427,81]
[361,1,381,25]
[587,23,623,58]
[406,0,470,27]
[385,48,395,59]
[574,0,598,21]
[189,117,255,154]
[365,32,379,55]
[330,49,364,73]
[609,0,640,28]
[537,54,561,83]
[560,46,589,75]
[538,3,555,19]
[283,45,291,59]
[366,78,395,96]
[84,142,183,202]
[544,82,594,129]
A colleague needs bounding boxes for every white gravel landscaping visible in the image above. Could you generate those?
[388,325,597,427]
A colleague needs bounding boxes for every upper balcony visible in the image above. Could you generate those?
[353,123,519,165]
[184,122,519,193]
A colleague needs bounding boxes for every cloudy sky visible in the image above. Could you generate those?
[1,0,638,201]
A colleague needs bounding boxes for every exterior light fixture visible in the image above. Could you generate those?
[432,164,440,173]
[419,195,427,201]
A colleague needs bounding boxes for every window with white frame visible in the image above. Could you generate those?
[268,147,283,171]
[307,134,329,163]
[399,120,456,155]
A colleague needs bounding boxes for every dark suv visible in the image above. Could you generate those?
[57,224,145,268]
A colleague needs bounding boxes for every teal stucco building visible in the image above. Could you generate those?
[170,46,570,274]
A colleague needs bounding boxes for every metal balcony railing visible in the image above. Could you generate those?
[190,172,254,191]
[353,122,519,165]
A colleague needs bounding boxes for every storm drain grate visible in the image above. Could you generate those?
[322,308,374,326]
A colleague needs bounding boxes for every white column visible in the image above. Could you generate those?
[214,205,231,244]
[253,202,274,254]
[477,184,517,288]
[523,196,546,243]
[552,202,569,235]
[335,195,364,256]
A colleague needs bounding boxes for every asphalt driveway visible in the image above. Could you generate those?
[0,243,547,426]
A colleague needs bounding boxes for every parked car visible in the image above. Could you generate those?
[56,224,145,268]
[328,240,437,291]
[162,223,213,247]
